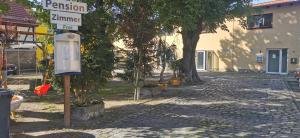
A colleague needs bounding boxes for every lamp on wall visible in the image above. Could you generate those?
[291,58,298,64]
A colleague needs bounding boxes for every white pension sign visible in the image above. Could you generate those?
[42,0,87,30]
[51,11,82,26]
[42,0,88,14]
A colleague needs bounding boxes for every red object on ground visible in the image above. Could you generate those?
[34,84,51,96]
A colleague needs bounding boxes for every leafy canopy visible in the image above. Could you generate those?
[112,0,160,79]
[156,0,253,32]
[71,0,116,106]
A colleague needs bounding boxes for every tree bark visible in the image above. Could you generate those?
[159,40,166,82]
[159,65,165,82]
[134,48,142,101]
[182,27,202,83]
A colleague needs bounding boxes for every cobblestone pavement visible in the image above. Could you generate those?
[13,73,300,138]
[88,73,300,138]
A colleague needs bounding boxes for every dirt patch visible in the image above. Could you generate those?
[10,81,169,137]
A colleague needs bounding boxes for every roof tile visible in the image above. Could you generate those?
[0,2,38,27]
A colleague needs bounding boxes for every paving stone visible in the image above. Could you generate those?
[77,73,300,137]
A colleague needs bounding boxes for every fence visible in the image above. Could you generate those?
[1,48,41,92]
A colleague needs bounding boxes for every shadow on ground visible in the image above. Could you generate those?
[11,73,294,137]
[15,132,95,138]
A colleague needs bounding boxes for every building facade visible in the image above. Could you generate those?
[167,0,300,74]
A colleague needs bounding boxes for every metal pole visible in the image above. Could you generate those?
[64,75,71,128]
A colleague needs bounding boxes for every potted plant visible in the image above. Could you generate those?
[49,38,115,121]
[170,58,183,87]
[70,44,114,121]
[157,41,180,87]
[158,82,168,92]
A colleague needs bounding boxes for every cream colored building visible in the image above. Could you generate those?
[167,0,300,74]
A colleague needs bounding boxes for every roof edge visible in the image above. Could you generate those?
[253,0,300,8]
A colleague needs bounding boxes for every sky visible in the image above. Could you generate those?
[253,0,273,4]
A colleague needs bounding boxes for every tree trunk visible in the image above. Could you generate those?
[182,28,202,83]
[159,42,166,82]
[159,65,166,82]
[134,48,142,101]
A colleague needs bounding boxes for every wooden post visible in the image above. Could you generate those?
[64,75,71,128]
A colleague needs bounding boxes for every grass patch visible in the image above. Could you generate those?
[24,81,135,103]
[96,81,134,99]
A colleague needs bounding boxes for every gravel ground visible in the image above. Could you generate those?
[11,72,300,138]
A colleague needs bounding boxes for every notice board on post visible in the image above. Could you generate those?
[54,33,81,75]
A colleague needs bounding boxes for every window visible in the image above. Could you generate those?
[247,13,273,29]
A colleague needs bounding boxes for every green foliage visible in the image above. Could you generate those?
[0,3,9,14]
[15,0,31,7]
[71,0,115,106]
[16,0,116,106]
[111,0,162,100]
[171,58,183,76]
[156,0,254,32]
[113,0,160,80]
[156,38,177,81]
[30,0,51,27]
[22,0,57,91]
[157,39,177,67]
[0,0,116,105]
[72,44,114,106]
[116,50,135,81]
[156,0,253,83]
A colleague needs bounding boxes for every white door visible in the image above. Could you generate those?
[196,51,206,71]
[266,49,288,74]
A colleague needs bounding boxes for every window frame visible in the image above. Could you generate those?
[247,13,273,30]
